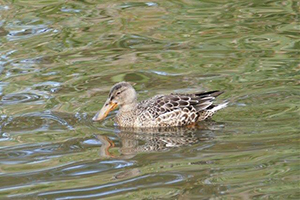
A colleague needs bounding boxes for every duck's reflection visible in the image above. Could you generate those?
[96,121,224,158]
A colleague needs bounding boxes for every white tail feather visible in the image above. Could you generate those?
[210,101,228,113]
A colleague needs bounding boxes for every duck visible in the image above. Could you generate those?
[92,82,227,127]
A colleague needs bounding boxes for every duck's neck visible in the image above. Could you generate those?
[119,101,138,113]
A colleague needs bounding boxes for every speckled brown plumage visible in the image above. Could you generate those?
[93,82,228,127]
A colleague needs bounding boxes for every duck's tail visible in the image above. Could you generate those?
[210,101,228,113]
[197,101,228,121]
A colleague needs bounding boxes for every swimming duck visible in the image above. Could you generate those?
[92,82,227,127]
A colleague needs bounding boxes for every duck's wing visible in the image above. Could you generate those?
[170,90,224,110]
[139,91,224,126]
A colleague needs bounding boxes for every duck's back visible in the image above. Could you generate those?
[132,91,226,127]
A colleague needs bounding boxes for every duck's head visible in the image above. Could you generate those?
[92,82,137,121]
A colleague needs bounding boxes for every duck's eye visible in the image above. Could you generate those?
[116,91,121,95]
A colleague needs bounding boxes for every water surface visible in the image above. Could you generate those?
[0,0,299,199]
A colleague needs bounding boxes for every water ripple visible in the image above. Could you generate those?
[119,2,158,9]
[7,26,53,41]
[31,173,185,199]
[0,158,135,192]
[0,111,76,134]
[0,92,41,105]
[32,81,61,93]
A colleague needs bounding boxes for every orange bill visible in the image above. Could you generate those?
[92,99,118,121]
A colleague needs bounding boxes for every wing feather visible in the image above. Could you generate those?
[138,91,224,126]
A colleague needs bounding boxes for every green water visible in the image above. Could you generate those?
[0,0,299,199]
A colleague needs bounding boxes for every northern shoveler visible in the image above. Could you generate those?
[92,82,227,127]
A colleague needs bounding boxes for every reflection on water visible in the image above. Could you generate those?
[0,0,299,199]
[98,123,221,158]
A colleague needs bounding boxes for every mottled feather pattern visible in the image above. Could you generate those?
[116,91,226,127]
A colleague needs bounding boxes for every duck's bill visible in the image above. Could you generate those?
[92,100,118,121]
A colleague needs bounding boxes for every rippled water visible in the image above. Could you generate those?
[0,0,299,199]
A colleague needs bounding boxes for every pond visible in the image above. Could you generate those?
[0,0,299,199]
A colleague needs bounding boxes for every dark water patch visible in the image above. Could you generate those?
[114,34,164,50]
